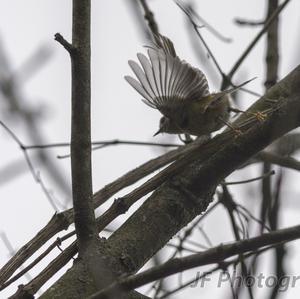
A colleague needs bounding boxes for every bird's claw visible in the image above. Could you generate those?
[233,128,243,138]
[252,111,267,122]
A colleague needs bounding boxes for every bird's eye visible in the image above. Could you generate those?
[160,117,166,126]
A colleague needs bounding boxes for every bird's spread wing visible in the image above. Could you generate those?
[125,34,209,119]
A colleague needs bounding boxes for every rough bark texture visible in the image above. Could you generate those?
[71,0,99,254]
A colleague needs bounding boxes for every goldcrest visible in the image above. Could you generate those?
[125,34,253,137]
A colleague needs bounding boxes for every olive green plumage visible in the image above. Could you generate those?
[125,34,252,137]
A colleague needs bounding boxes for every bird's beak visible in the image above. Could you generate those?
[153,129,161,137]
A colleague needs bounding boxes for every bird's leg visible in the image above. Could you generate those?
[178,134,194,144]
[229,107,267,122]
[195,134,211,144]
[218,116,242,137]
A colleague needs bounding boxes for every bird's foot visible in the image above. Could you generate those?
[229,107,267,122]
[178,134,194,144]
[218,117,243,137]
[251,111,267,122]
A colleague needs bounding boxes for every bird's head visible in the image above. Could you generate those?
[153,116,182,136]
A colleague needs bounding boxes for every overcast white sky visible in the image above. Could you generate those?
[1,1,300,298]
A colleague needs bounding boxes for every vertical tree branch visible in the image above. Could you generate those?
[255,2,286,299]
[264,3,286,298]
[269,172,285,299]
[265,0,279,89]
[56,3,125,297]
[70,0,98,255]
[260,0,280,233]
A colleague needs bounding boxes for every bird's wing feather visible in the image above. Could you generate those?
[125,34,210,119]
[128,60,156,99]
[137,53,158,97]
[124,76,154,104]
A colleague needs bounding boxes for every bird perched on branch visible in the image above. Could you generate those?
[125,34,254,137]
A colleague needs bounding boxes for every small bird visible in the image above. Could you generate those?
[125,34,253,137]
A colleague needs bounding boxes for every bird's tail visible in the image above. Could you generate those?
[211,77,257,103]
[222,77,257,95]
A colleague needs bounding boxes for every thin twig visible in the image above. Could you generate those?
[0,236,67,291]
[0,233,33,286]
[139,0,160,39]
[224,170,275,185]
[54,33,74,54]
[182,2,232,43]
[0,120,60,211]
[175,0,260,97]
[23,140,180,150]
[0,42,71,196]
[175,0,225,78]
[234,18,265,27]
[158,244,280,299]
[258,152,300,171]
[227,0,291,81]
